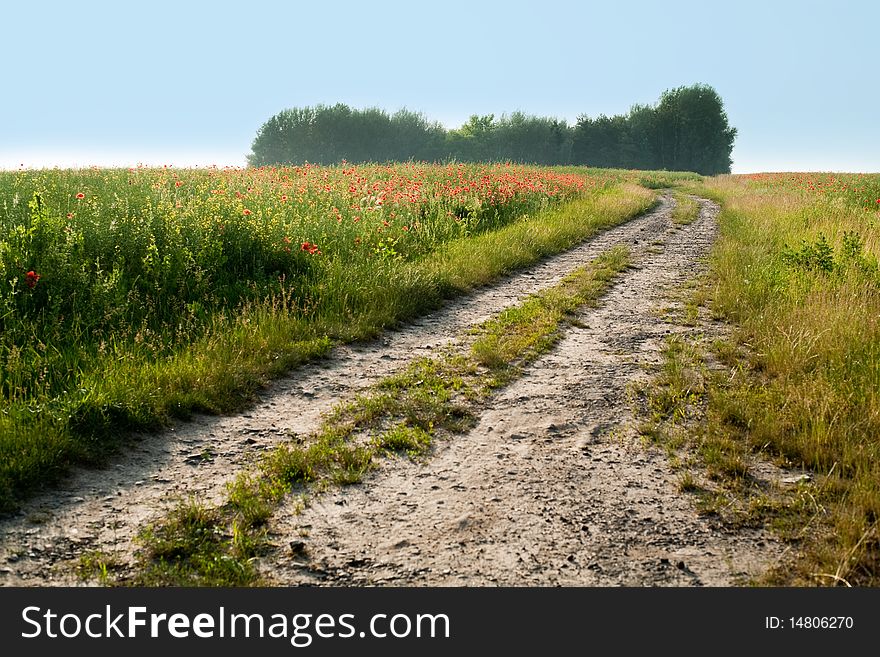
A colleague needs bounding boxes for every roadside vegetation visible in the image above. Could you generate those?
[644,173,880,586]
[0,163,653,512]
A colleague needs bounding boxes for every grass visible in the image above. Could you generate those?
[670,191,700,225]
[0,164,655,513]
[133,245,632,586]
[76,550,124,585]
[646,172,880,585]
[637,170,703,189]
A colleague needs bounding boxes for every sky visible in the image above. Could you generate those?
[1,0,878,173]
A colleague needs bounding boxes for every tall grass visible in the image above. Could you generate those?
[696,173,880,584]
[0,163,654,511]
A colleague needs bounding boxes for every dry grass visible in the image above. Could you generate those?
[674,174,880,585]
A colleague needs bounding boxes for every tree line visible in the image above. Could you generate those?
[248,84,736,175]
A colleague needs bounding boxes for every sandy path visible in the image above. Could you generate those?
[0,199,780,586]
[261,197,782,586]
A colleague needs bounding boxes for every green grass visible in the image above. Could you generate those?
[0,163,655,513]
[649,172,880,585]
[76,550,124,585]
[637,170,703,189]
[133,245,632,586]
[670,191,701,225]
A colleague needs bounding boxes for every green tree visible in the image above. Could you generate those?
[653,84,737,174]
[248,85,736,172]
[446,114,496,161]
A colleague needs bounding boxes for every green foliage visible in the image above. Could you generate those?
[249,85,735,173]
[781,231,877,275]
[781,234,836,273]
[638,171,703,189]
[654,84,737,175]
[573,84,736,175]
[377,424,432,456]
[248,104,446,166]
[670,192,701,225]
[137,500,255,586]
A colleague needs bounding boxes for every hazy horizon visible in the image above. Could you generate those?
[2,0,878,175]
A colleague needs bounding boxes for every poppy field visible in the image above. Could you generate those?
[0,163,655,510]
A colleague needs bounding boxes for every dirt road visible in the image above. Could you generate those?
[0,194,781,586]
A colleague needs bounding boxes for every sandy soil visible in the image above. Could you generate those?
[0,195,782,586]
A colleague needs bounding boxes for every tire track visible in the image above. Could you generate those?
[0,194,724,586]
[261,198,783,586]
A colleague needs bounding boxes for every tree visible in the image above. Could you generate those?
[248,106,321,166]
[653,84,737,175]
[572,84,735,174]
[627,103,659,170]
[446,114,496,161]
[248,85,737,173]
[573,114,632,168]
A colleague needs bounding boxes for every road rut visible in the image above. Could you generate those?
[0,195,781,585]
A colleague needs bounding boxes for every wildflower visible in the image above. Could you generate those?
[243,209,252,215]
[301,241,321,255]
[75,192,85,199]
[25,270,40,289]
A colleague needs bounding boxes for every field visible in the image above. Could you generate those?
[1,164,879,587]
[672,172,880,585]
[0,163,657,512]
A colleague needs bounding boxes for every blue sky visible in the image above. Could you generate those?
[1,0,877,173]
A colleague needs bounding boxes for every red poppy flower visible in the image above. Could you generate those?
[75,193,85,199]
[25,270,40,289]
[301,241,321,255]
